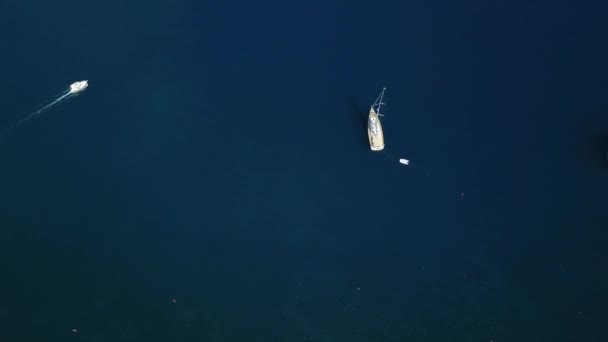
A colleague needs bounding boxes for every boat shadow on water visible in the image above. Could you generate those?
[347,95,372,149]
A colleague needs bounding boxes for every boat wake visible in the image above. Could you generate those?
[0,81,88,139]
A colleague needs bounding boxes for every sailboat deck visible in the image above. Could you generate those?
[368,107,385,151]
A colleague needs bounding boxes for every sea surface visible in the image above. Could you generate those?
[0,0,607,341]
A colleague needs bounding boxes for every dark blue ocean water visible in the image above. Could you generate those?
[0,0,607,341]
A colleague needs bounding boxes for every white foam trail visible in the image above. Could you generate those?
[0,84,80,139]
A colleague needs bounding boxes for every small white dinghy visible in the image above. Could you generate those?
[399,158,409,165]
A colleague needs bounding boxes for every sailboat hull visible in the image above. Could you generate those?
[367,107,385,151]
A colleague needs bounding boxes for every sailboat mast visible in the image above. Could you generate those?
[374,87,387,116]
[367,87,387,151]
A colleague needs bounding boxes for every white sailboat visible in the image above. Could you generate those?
[368,87,386,151]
